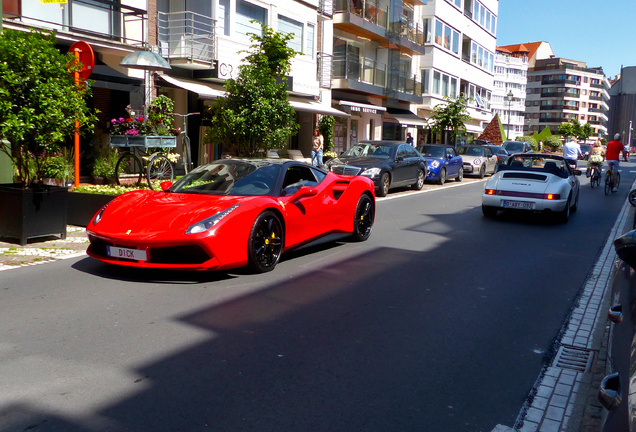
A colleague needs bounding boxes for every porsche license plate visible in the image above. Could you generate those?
[502,200,535,210]
[107,246,147,261]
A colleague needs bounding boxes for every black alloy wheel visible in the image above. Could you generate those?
[437,168,446,185]
[456,167,463,182]
[412,169,425,190]
[378,172,390,197]
[352,194,375,242]
[478,164,486,179]
[247,211,284,273]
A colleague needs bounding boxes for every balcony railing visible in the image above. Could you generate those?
[158,11,216,64]
[317,52,333,89]
[319,0,334,17]
[540,104,579,111]
[333,53,387,87]
[540,91,580,98]
[590,82,605,89]
[396,17,425,45]
[542,78,580,86]
[6,0,147,46]
[530,63,606,75]
[589,95,604,101]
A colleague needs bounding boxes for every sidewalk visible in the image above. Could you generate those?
[0,226,88,271]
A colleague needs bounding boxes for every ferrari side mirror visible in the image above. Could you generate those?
[293,186,318,200]
[160,181,173,191]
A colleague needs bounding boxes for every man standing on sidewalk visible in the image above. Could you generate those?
[606,133,624,192]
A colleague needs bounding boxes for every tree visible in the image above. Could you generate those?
[318,115,336,151]
[204,24,299,156]
[428,94,471,146]
[0,29,96,187]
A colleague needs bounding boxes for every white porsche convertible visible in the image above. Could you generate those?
[482,153,581,223]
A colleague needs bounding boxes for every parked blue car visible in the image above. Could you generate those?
[417,144,463,185]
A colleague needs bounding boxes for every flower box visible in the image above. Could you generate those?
[109,135,177,148]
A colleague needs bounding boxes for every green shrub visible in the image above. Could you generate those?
[92,147,118,179]
[516,135,538,151]
[544,136,563,152]
[319,115,336,151]
[42,148,74,180]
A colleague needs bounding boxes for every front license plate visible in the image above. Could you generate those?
[502,200,535,210]
[107,246,148,261]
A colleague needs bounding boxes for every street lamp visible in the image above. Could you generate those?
[507,90,514,140]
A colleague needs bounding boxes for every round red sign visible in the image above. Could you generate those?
[69,41,95,81]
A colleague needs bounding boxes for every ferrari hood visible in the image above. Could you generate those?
[96,191,253,234]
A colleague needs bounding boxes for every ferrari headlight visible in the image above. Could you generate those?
[473,158,482,165]
[430,160,440,169]
[92,203,109,225]
[361,167,381,177]
[186,204,241,235]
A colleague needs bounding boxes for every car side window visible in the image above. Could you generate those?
[485,149,492,157]
[281,165,319,196]
[405,146,418,158]
[397,145,408,159]
[447,148,455,158]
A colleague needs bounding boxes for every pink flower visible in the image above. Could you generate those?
[119,117,125,122]
[111,119,117,124]
[125,129,139,136]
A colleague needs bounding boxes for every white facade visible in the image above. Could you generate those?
[416,0,498,138]
[492,52,528,141]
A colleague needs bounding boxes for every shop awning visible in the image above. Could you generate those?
[463,124,484,134]
[339,100,386,115]
[159,74,226,99]
[289,97,350,117]
[90,60,143,92]
[385,108,427,126]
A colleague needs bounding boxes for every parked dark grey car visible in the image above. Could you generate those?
[325,141,428,197]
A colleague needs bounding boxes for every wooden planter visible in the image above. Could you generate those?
[110,135,177,148]
[67,192,115,227]
[0,184,68,245]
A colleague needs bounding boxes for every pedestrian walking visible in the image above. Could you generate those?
[312,128,324,167]
[406,132,414,146]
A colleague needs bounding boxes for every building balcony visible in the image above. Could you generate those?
[589,107,608,115]
[539,104,579,111]
[332,54,421,102]
[590,82,606,89]
[333,0,425,55]
[317,52,332,89]
[541,78,580,86]
[158,11,216,69]
[540,91,580,98]
[3,0,147,47]
[319,0,334,17]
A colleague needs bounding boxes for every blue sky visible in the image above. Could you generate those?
[496,0,635,79]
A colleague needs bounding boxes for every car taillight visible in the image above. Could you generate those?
[485,189,495,195]
[545,194,560,200]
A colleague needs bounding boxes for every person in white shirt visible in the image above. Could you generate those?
[562,137,582,168]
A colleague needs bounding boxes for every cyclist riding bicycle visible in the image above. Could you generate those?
[586,142,605,177]
[607,133,624,192]
[562,136,582,169]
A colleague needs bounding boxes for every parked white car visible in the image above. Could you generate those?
[458,145,498,178]
[482,153,581,223]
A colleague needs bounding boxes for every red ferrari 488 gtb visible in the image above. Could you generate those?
[86,159,375,272]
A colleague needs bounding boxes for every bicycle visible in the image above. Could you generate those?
[169,112,200,174]
[604,164,621,195]
[114,137,177,190]
[588,164,602,188]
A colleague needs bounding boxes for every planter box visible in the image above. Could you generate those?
[67,192,115,227]
[0,184,68,245]
[110,135,177,148]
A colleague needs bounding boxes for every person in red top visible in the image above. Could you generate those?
[606,133,624,191]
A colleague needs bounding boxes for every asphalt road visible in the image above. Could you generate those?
[0,161,633,432]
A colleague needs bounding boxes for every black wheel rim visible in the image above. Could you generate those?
[356,198,373,237]
[382,175,389,194]
[440,169,445,183]
[458,169,463,180]
[253,216,283,268]
[417,171,424,188]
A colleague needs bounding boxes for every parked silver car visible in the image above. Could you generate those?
[458,145,498,178]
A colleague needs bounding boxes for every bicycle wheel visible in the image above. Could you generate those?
[115,153,144,186]
[605,172,611,195]
[590,168,596,188]
[615,172,621,192]
[147,153,175,190]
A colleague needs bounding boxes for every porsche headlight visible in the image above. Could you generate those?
[361,167,381,177]
[473,158,482,165]
[430,160,440,169]
[186,204,241,235]
[92,203,109,225]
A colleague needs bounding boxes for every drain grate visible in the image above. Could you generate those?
[552,345,595,372]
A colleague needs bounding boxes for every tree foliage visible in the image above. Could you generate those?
[204,24,299,156]
[319,115,336,151]
[544,135,563,152]
[428,94,471,144]
[516,135,538,151]
[557,119,594,143]
[0,29,97,187]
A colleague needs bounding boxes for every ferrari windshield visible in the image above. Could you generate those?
[458,146,485,156]
[170,161,281,195]
[418,146,445,158]
[342,143,395,158]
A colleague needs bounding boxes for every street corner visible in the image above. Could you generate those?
[0,226,88,271]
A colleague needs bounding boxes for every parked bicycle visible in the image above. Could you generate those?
[604,165,621,195]
[114,137,177,190]
[169,112,200,174]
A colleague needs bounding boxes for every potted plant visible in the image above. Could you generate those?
[109,96,178,148]
[91,146,118,184]
[0,29,97,245]
[42,148,75,188]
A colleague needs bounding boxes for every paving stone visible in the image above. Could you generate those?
[525,407,544,423]
[553,384,572,397]
[519,421,539,432]
[558,373,576,385]
[540,418,561,432]
[536,385,554,398]
[550,395,568,408]
[545,367,561,378]
[546,405,565,422]
[532,396,549,410]
[542,376,557,388]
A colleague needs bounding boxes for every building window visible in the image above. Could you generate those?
[442,74,449,95]
[218,0,230,36]
[433,19,459,55]
[237,0,267,40]
[305,23,314,57]
[433,71,441,94]
[278,15,303,53]
[422,69,430,94]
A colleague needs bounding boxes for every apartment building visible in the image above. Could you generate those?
[525,57,610,140]
[492,44,529,141]
[330,0,427,152]
[608,66,636,145]
[416,0,498,144]
[154,0,344,162]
